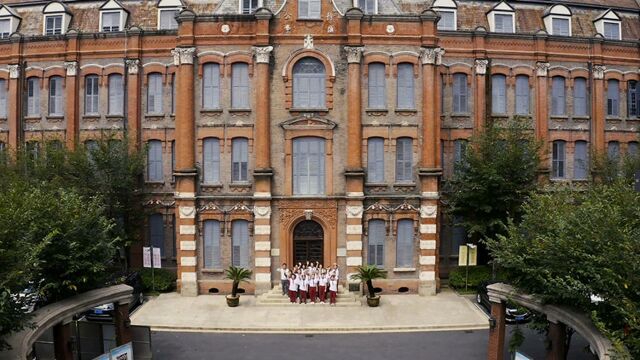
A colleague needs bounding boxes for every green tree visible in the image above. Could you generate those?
[486,182,640,358]
[444,118,541,260]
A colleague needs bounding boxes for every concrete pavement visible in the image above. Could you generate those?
[131,288,489,333]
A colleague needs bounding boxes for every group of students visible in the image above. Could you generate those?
[278,261,340,306]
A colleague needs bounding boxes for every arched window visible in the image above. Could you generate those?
[202,137,220,184]
[231,137,248,183]
[48,76,63,116]
[27,77,40,117]
[108,74,124,115]
[367,137,385,183]
[368,63,385,109]
[606,79,619,117]
[515,75,529,115]
[396,219,414,268]
[293,137,325,195]
[628,81,639,117]
[231,220,249,267]
[147,73,163,114]
[85,75,100,115]
[573,77,588,116]
[203,220,221,269]
[452,73,468,113]
[491,74,507,114]
[0,79,6,118]
[396,63,415,109]
[552,140,566,179]
[293,57,325,109]
[574,141,588,180]
[147,140,163,182]
[202,63,220,110]
[368,219,385,266]
[395,137,413,183]
[551,76,566,116]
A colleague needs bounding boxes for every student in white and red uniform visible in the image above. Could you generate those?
[288,274,298,303]
[298,275,308,304]
[318,270,328,303]
[309,274,319,303]
[328,275,338,306]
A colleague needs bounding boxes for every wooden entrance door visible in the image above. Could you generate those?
[293,220,323,265]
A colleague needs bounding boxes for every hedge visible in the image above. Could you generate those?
[448,265,493,290]
[140,268,177,293]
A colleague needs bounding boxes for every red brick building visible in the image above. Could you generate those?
[0,0,638,296]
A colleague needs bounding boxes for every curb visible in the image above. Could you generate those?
[145,324,490,334]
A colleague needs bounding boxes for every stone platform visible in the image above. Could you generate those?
[255,285,361,307]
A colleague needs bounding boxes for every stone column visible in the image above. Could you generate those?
[487,299,506,360]
[546,320,567,360]
[53,321,73,360]
[125,59,141,149]
[418,47,444,296]
[535,62,551,176]
[474,59,488,131]
[7,64,20,150]
[114,302,132,345]
[252,45,274,294]
[592,65,606,154]
[172,47,198,297]
[344,46,365,290]
[64,61,79,150]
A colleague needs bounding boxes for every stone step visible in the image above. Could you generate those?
[256,287,362,307]
[256,301,362,307]
[261,292,354,299]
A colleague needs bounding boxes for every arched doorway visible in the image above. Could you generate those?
[293,220,323,265]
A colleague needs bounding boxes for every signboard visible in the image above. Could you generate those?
[458,245,478,266]
[110,342,134,360]
[143,247,161,269]
[92,354,110,360]
[514,351,533,360]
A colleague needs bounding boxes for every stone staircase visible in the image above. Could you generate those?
[256,285,362,307]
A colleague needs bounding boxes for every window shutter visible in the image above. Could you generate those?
[551,77,565,115]
[491,75,506,114]
[203,64,221,109]
[0,80,6,118]
[628,81,638,117]
[553,18,569,36]
[453,74,467,113]
[149,214,165,257]
[515,75,529,115]
[552,141,566,178]
[148,140,163,182]
[607,80,619,116]
[367,138,384,183]
[368,63,385,109]
[203,138,220,184]
[204,220,221,269]
[293,137,325,195]
[608,141,620,161]
[396,138,412,182]
[573,78,587,116]
[109,74,123,115]
[368,220,385,266]
[309,0,321,19]
[232,63,249,109]
[396,219,413,267]
[293,58,326,109]
[299,0,309,18]
[397,63,415,109]
[232,138,248,182]
[232,220,249,268]
[573,141,588,180]
[628,142,638,156]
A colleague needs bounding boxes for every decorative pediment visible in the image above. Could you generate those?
[144,199,175,207]
[279,116,337,130]
[198,202,223,213]
[228,202,253,213]
[393,201,419,212]
[365,202,391,212]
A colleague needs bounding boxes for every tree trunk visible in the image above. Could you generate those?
[232,280,239,297]
[366,279,375,298]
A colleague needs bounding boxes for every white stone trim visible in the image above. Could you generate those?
[337,247,347,257]
[254,225,271,235]
[420,224,437,234]
[179,206,196,219]
[346,241,363,251]
[420,240,437,250]
[346,192,364,197]
[253,206,271,219]
[175,191,196,198]
[271,248,280,256]
[419,256,436,265]
[181,256,196,266]
[420,205,437,218]
[346,257,362,266]
[393,267,416,272]
[255,273,271,282]
[421,192,439,199]
[255,241,271,251]
[253,192,272,199]
[181,272,197,282]
[419,271,436,281]
[255,257,271,267]
[180,225,196,235]
[345,205,364,219]
[180,241,196,251]
[346,225,363,235]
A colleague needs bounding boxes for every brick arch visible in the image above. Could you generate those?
[80,65,105,87]
[198,53,225,77]
[446,63,473,85]
[225,52,253,77]
[25,67,44,86]
[392,215,419,236]
[604,70,624,90]
[623,72,639,82]
[103,64,125,77]
[548,67,570,79]
[282,49,336,110]
[143,63,167,85]
[43,66,65,79]
[284,214,336,269]
[0,69,9,81]
[363,52,391,77]
[391,53,420,78]
[512,66,534,78]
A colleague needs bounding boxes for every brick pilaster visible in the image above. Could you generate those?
[125,59,141,149]
[535,62,550,175]
[7,64,20,150]
[63,61,78,150]
[592,65,606,153]
[487,300,506,360]
[474,59,488,131]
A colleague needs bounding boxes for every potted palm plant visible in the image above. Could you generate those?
[224,266,252,307]
[350,265,387,307]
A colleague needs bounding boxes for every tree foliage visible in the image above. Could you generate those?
[486,182,640,358]
[445,119,541,247]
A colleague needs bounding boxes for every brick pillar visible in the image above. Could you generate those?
[114,302,132,346]
[252,46,274,294]
[418,47,444,296]
[474,59,488,131]
[344,46,365,290]
[64,61,78,150]
[535,62,551,176]
[546,321,567,360]
[53,321,73,360]
[125,59,141,149]
[592,65,606,154]
[172,46,198,297]
[487,300,506,360]
[7,64,20,150]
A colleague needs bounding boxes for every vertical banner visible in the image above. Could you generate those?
[142,247,151,268]
[152,247,162,269]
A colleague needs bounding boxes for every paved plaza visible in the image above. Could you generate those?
[131,289,489,333]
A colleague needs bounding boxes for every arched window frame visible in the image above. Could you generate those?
[282,50,335,110]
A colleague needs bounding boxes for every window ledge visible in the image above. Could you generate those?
[105,114,124,119]
[365,182,388,186]
[24,116,42,122]
[513,114,532,118]
[46,115,64,121]
[145,181,165,185]
[297,18,323,21]
[228,108,252,113]
[549,178,569,182]
[201,109,223,114]
[290,108,329,113]
[572,116,590,121]
[202,268,224,274]
[230,182,252,188]
[0,117,7,121]
[393,267,416,272]
[366,108,388,113]
[450,113,471,118]
[145,114,165,120]
[393,182,416,187]
[572,179,589,183]
[550,115,569,120]
[395,109,417,114]
[490,113,509,118]
[202,183,223,188]
[606,117,622,121]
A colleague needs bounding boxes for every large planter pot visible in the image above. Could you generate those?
[226,295,240,307]
[366,296,380,307]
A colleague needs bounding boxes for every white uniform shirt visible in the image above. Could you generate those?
[289,278,299,291]
[299,278,308,292]
[319,276,328,286]
[329,280,338,292]
[279,268,290,281]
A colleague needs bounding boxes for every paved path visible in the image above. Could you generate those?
[131,289,489,333]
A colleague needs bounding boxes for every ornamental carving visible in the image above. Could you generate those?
[252,46,273,64]
[303,34,314,49]
[421,47,445,65]
[420,205,438,218]
[278,200,337,229]
[253,206,271,218]
[394,201,419,212]
[8,64,20,79]
[535,62,550,77]
[365,202,391,212]
[198,202,223,213]
[475,59,489,75]
[593,65,606,80]
[228,202,253,213]
[345,205,364,218]
[172,47,196,66]
[64,61,78,76]
[344,46,364,64]
[125,59,140,75]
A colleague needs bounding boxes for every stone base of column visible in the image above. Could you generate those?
[418,280,437,296]
[180,276,198,297]
[255,281,272,295]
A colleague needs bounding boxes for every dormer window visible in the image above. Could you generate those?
[157,0,184,30]
[99,1,128,32]
[0,5,21,39]
[487,1,515,33]
[432,0,457,31]
[42,2,72,36]
[594,10,621,40]
[240,0,261,14]
[543,4,572,37]
[354,0,377,15]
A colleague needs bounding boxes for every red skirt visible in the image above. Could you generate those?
[329,290,337,304]
[309,286,317,302]
[289,290,297,303]
[319,286,326,302]
[300,290,307,303]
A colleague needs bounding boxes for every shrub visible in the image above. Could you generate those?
[140,268,176,293]
[448,265,493,290]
